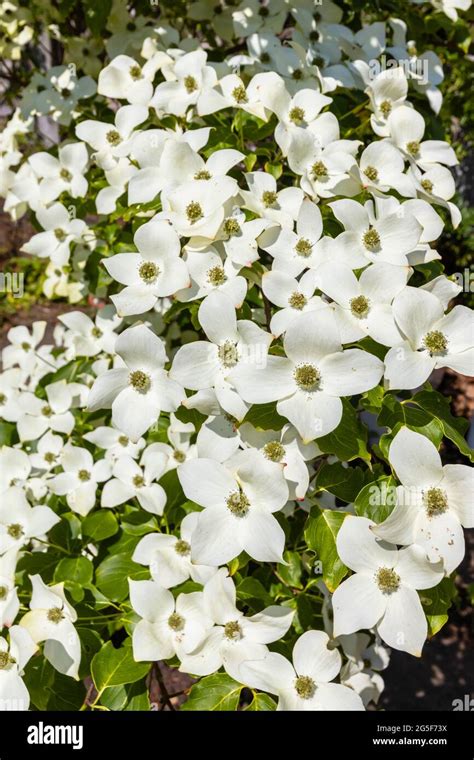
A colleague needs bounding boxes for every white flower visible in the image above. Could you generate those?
[28,142,88,204]
[332,516,444,656]
[366,67,408,137]
[240,629,364,710]
[103,218,189,316]
[83,426,145,462]
[0,487,60,553]
[48,445,111,516]
[151,49,220,117]
[200,73,267,119]
[22,203,89,266]
[231,310,384,442]
[17,380,77,442]
[129,579,213,661]
[0,626,37,711]
[179,568,294,680]
[132,512,215,588]
[316,261,409,345]
[287,130,359,200]
[101,454,166,515]
[330,199,422,268]
[59,309,122,357]
[388,105,458,170]
[98,54,161,105]
[0,368,25,423]
[240,171,304,229]
[76,104,148,170]
[372,427,473,573]
[20,574,81,679]
[384,287,474,389]
[0,549,20,627]
[354,141,415,197]
[164,175,238,240]
[178,246,247,307]
[2,321,47,372]
[140,413,196,473]
[178,449,289,564]
[29,431,65,472]
[0,447,31,492]
[262,269,323,337]
[87,324,185,442]
[259,198,324,277]
[171,290,272,421]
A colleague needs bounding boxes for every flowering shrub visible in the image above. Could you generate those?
[0,0,473,712]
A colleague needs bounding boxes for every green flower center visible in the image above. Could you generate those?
[54,228,67,241]
[363,227,380,251]
[289,106,305,125]
[263,440,285,462]
[406,140,420,157]
[424,487,448,517]
[7,523,24,539]
[423,330,448,355]
[0,652,15,670]
[292,69,303,80]
[129,370,151,393]
[207,266,227,287]
[223,218,241,237]
[224,620,242,640]
[106,130,122,146]
[262,190,277,208]
[139,261,160,284]
[421,178,433,193]
[0,394,6,404]
[60,168,72,181]
[133,475,145,488]
[226,490,250,517]
[44,452,57,464]
[294,675,316,699]
[260,52,271,64]
[173,449,186,463]
[0,586,7,601]
[311,160,328,179]
[175,539,191,556]
[295,238,312,257]
[184,75,198,93]
[47,606,65,624]
[91,326,103,338]
[186,201,203,223]
[194,169,211,180]
[168,612,185,631]
[294,363,320,391]
[129,65,142,80]
[379,100,392,118]
[218,340,239,368]
[364,165,378,182]
[288,292,307,310]
[350,295,370,318]
[375,567,400,594]
[42,405,53,417]
[232,85,248,103]
[118,435,129,446]
[78,469,91,482]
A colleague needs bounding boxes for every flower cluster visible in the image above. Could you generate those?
[0,0,472,712]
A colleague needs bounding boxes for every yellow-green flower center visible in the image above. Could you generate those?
[129,370,151,393]
[0,586,7,601]
[91,326,103,338]
[106,130,122,146]
[424,487,448,517]
[226,490,250,517]
[350,295,370,318]
[186,201,203,223]
[168,612,185,631]
[288,292,307,310]
[263,440,285,462]
[194,169,211,180]
[133,475,145,488]
[421,178,433,193]
[44,452,57,464]
[423,330,448,355]
[173,449,186,463]
[294,675,316,699]
[223,218,241,237]
[184,75,198,93]
[175,539,191,556]
[232,85,248,103]
[54,228,67,241]
[0,652,15,670]
[47,606,65,624]
[7,523,24,539]
[207,266,227,287]
[218,340,239,368]
[379,100,392,118]
[224,620,242,640]
[294,363,320,391]
[139,261,160,284]
[364,165,378,182]
[42,405,53,417]
[311,161,328,179]
[262,190,278,208]
[289,106,305,125]
[406,140,420,157]
[60,168,72,181]
[118,435,129,446]
[375,567,400,594]
[363,227,380,251]
[295,238,312,257]
[78,469,91,482]
[129,65,142,80]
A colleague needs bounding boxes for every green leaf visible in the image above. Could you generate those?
[304,507,349,592]
[316,399,370,462]
[82,511,119,541]
[242,402,287,430]
[99,678,151,711]
[244,692,277,711]
[77,628,103,680]
[95,552,148,602]
[181,673,242,711]
[91,641,150,694]
[378,394,444,447]
[54,556,94,585]
[315,462,366,503]
[0,421,15,446]
[412,389,473,462]
[420,577,458,637]
[236,577,272,605]
[354,476,397,523]
[277,551,303,588]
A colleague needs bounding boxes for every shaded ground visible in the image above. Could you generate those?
[0,205,472,711]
